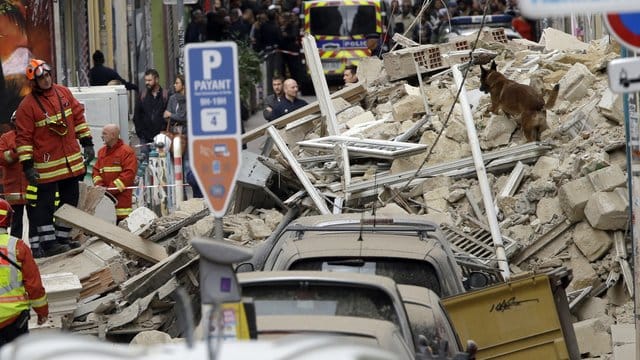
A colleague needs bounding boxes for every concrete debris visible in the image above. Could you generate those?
[37,26,631,353]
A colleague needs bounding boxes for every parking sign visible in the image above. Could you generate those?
[186,42,242,217]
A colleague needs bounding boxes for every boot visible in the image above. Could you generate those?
[41,242,71,257]
[31,247,45,259]
[58,238,80,249]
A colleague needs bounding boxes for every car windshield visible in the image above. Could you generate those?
[309,5,377,36]
[242,282,401,328]
[289,258,443,296]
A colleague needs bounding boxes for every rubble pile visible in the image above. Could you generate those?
[33,28,632,356]
[253,30,630,357]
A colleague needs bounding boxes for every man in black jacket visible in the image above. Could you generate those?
[271,78,307,119]
[89,50,137,90]
[133,69,168,153]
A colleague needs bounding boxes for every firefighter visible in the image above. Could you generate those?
[15,59,94,257]
[0,112,41,258]
[92,124,137,223]
[0,198,48,346]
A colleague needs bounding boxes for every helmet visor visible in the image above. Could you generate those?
[34,63,51,78]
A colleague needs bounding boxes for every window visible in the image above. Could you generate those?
[242,282,401,329]
[290,258,443,296]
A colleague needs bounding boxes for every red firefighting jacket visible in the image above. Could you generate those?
[15,84,92,183]
[92,139,137,220]
[0,130,27,205]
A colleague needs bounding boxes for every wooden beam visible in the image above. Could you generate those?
[54,204,168,263]
[242,83,366,143]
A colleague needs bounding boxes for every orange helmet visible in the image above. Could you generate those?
[25,59,51,80]
[0,198,13,228]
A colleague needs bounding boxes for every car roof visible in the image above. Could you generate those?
[256,315,412,359]
[281,214,449,259]
[238,270,401,294]
[287,213,445,228]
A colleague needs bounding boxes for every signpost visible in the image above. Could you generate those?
[519,0,640,18]
[186,42,242,222]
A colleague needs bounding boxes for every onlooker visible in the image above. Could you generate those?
[271,78,308,119]
[229,7,252,42]
[186,8,206,43]
[164,75,187,131]
[88,50,137,91]
[164,75,189,195]
[343,64,359,86]
[0,111,39,256]
[92,124,137,223]
[394,1,416,36]
[258,9,284,95]
[133,69,169,153]
[263,76,284,121]
[16,59,95,257]
[0,198,48,345]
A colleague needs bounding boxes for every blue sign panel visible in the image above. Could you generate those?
[185,43,239,137]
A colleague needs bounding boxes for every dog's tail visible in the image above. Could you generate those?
[544,84,560,110]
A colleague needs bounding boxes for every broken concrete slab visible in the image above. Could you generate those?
[536,197,563,224]
[587,165,626,192]
[531,156,560,180]
[558,177,594,222]
[480,115,517,148]
[573,317,612,357]
[597,88,624,125]
[558,63,597,103]
[584,191,629,230]
[573,221,613,262]
[567,245,601,291]
[539,27,590,52]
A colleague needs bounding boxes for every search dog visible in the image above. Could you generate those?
[480,61,559,142]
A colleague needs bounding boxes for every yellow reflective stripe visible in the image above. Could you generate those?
[3,150,12,162]
[18,154,32,162]
[34,152,82,169]
[0,209,7,215]
[93,176,103,183]
[116,208,132,216]
[26,185,37,192]
[16,145,32,152]
[30,294,47,308]
[38,162,85,180]
[34,109,73,127]
[102,166,122,173]
[113,178,125,192]
[74,123,89,132]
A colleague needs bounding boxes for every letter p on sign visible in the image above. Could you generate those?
[202,50,222,80]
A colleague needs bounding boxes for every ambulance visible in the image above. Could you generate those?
[303,0,384,82]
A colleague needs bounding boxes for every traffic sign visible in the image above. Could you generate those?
[604,13,640,53]
[186,42,242,217]
[519,0,640,18]
[608,57,640,94]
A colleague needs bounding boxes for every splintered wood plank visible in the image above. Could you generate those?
[54,204,168,263]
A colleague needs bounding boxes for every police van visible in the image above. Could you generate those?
[303,0,384,82]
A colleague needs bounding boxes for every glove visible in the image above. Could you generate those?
[83,146,95,165]
[24,166,39,186]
